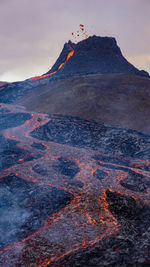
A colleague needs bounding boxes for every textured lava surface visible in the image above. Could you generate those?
[0,103,150,266]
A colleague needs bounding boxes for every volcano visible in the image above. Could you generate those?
[0,35,150,266]
[8,36,149,134]
[29,35,149,81]
[45,36,149,78]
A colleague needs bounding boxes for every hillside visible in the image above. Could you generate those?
[15,73,150,134]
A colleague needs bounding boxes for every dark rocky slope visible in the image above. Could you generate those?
[16,73,150,134]
[47,36,149,77]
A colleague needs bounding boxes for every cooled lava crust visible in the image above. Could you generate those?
[0,105,150,266]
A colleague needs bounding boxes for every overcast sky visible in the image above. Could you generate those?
[0,0,150,82]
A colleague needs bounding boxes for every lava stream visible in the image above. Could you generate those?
[30,49,74,81]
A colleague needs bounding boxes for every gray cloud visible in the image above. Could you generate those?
[0,0,150,82]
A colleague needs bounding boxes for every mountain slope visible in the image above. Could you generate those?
[16,73,150,134]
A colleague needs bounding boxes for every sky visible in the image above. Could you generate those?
[0,0,150,82]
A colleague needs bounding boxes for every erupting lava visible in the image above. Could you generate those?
[72,24,88,42]
[30,25,89,81]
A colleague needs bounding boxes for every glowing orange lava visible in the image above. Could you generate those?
[30,50,74,81]
[18,158,24,162]
[1,104,150,266]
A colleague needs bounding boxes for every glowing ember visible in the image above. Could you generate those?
[18,158,24,162]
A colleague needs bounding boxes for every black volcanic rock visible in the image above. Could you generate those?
[30,115,150,159]
[49,36,149,77]
[0,113,31,130]
[0,174,73,248]
[106,190,138,219]
[54,156,80,179]
[139,69,150,77]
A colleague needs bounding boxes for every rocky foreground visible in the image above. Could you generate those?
[0,104,150,266]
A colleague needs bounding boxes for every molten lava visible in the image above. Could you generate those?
[1,104,150,266]
[30,49,74,81]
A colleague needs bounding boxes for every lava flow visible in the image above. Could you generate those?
[30,49,74,81]
[0,104,150,266]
